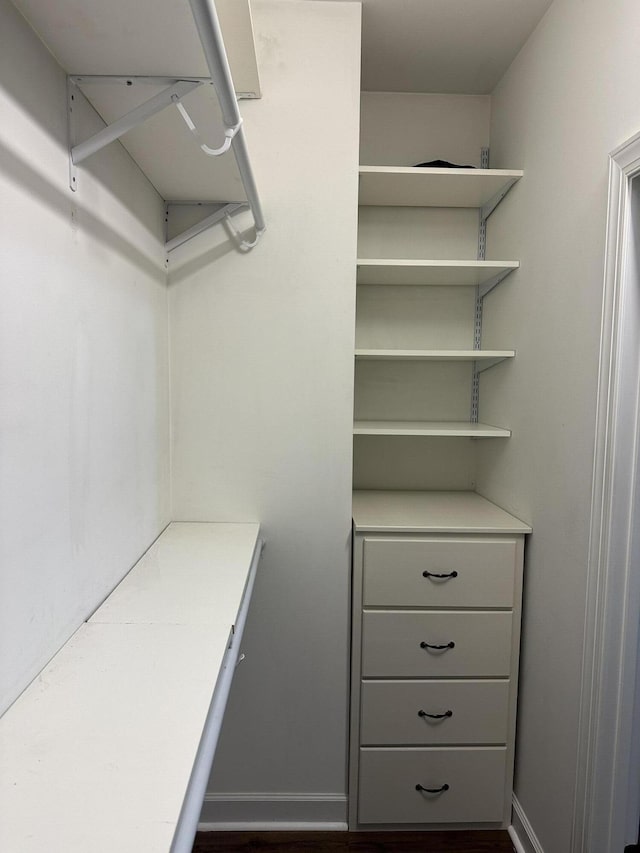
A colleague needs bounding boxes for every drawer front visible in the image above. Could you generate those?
[363,538,517,608]
[358,747,507,824]
[360,679,510,745]
[362,611,512,677]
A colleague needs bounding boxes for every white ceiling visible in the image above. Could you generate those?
[318,0,554,94]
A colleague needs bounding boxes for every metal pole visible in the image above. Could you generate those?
[169,539,263,853]
[188,0,266,234]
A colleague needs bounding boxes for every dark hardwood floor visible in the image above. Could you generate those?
[192,830,515,852]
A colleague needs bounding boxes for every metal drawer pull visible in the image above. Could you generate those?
[420,641,455,650]
[416,783,449,794]
[422,570,458,579]
[418,709,453,719]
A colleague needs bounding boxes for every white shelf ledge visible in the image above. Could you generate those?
[353,420,511,438]
[356,259,519,287]
[352,490,532,534]
[0,522,261,853]
[355,348,515,363]
[358,166,523,210]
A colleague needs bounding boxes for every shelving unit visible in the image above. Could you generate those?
[353,161,521,437]
[350,120,528,829]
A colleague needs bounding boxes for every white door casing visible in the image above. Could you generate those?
[572,130,640,853]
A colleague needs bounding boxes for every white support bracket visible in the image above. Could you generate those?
[164,202,247,253]
[68,77,203,189]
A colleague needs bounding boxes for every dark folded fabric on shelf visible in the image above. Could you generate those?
[414,159,476,168]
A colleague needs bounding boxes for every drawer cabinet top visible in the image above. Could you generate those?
[353,491,531,535]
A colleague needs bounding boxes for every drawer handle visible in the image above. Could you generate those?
[420,641,455,651]
[416,783,449,794]
[418,709,453,719]
[422,570,458,579]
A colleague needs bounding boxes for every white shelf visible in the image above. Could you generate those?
[356,259,519,287]
[358,166,523,209]
[0,522,261,853]
[355,348,515,363]
[13,0,261,94]
[89,522,260,625]
[352,490,532,534]
[353,420,511,438]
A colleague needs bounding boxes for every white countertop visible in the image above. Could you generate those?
[0,522,261,853]
[90,522,261,626]
[352,490,531,534]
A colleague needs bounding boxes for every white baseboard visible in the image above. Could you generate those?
[198,822,348,831]
[198,792,347,828]
[510,795,545,853]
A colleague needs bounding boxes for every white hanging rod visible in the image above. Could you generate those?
[188,0,266,249]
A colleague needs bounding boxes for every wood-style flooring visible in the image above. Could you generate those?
[192,830,515,852]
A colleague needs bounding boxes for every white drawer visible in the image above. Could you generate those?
[363,537,516,608]
[361,611,512,677]
[358,747,507,824]
[360,679,510,745]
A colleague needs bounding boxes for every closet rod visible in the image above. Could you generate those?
[189,0,266,249]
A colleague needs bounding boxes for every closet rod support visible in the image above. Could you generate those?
[70,79,202,168]
[165,202,247,253]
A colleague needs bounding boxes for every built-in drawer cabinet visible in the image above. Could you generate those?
[349,498,528,831]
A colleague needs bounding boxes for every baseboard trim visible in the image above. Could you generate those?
[199,792,348,826]
[198,822,348,832]
[510,795,545,853]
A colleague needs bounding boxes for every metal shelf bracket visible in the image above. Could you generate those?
[481,178,519,222]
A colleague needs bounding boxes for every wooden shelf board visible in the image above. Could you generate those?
[358,166,523,208]
[354,349,515,361]
[356,259,519,287]
[353,420,511,438]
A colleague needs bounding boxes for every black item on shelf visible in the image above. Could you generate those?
[414,159,476,169]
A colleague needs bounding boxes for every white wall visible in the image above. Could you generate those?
[360,91,490,168]
[0,0,170,715]
[477,1,640,850]
[168,0,361,821]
